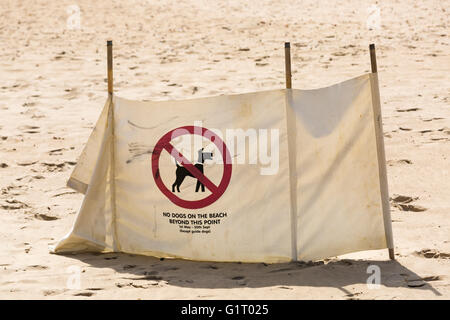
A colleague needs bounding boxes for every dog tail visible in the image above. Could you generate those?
[175,161,181,168]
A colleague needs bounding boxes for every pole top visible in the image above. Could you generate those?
[107,40,113,46]
[285,42,290,48]
[369,43,378,73]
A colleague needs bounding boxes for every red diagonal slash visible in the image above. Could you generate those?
[163,143,219,194]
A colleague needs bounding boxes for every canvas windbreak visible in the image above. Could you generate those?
[53,73,393,263]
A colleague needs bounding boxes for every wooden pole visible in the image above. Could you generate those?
[369,44,395,261]
[369,43,378,73]
[107,40,113,96]
[284,42,292,89]
[284,42,297,261]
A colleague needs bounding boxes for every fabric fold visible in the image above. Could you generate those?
[52,98,115,253]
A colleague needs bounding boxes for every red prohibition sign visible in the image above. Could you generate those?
[151,126,232,209]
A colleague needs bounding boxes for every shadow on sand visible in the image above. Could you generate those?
[60,252,441,297]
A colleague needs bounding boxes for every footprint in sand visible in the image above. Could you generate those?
[48,148,66,156]
[202,265,219,270]
[41,162,68,172]
[156,266,178,272]
[416,249,450,259]
[2,184,26,196]
[103,256,118,260]
[387,159,412,166]
[1,199,29,210]
[296,260,325,267]
[390,194,427,212]
[422,117,444,122]
[73,292,95,297]
[51,191,76,198]
[421,275,444,282]
[17,160,38,166]
[332,51,347,57]
[116,282,157,289]
[53,51,66,61]
[268,267,296,273]
[122,264,137,270]
[345,292,363,298]
[254,56,269,62]
[404,275,444,288]
[22,102,36,108]
[34,213,59,221]
[437,127,450,134]
[26,265,49,270]
[63,88,78,100]
[141,275,163,281]
[18,125,40,134]
[43,289,65,296]
[396,107,420,112]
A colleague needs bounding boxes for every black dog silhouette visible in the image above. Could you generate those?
[172,148,213,193]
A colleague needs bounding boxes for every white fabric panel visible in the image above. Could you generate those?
[53,74,391,263]
[288,74,387,261]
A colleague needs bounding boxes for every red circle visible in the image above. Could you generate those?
[151,126,232,209]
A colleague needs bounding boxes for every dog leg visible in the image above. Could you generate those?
[176,175,186,192]
[173,177,183,193]
[195,180,201,192]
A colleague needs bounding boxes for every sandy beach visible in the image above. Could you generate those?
[0,0,449,299]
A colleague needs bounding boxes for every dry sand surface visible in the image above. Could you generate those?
[0,0,449,299]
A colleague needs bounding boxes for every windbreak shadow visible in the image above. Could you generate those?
[61,252,441,296]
